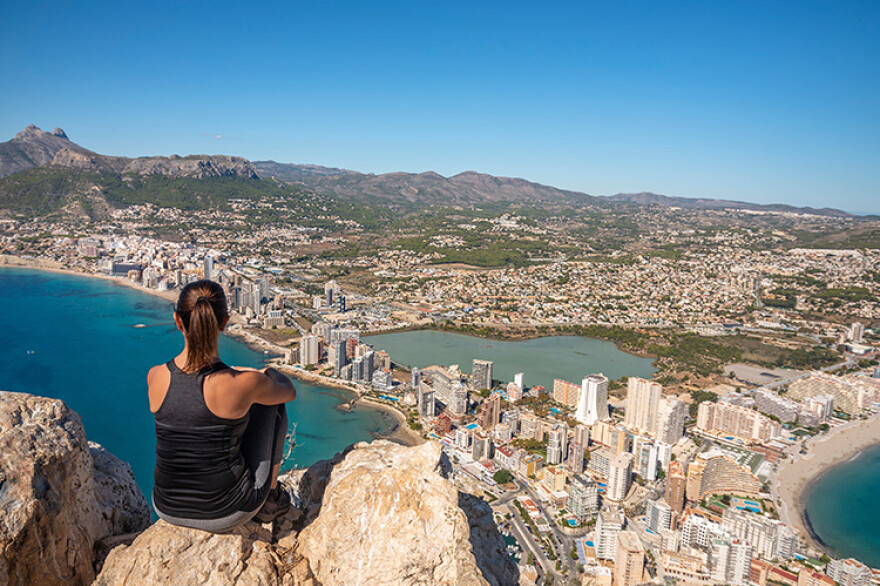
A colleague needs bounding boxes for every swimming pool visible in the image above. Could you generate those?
[566,519,577,527]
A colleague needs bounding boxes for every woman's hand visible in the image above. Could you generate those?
[263,367,294,388]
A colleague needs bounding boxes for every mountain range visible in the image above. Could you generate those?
[0,125,860,218]
[0,125,257,180]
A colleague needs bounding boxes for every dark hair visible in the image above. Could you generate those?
[175,279,228,372]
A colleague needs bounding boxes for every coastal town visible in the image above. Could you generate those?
[2,217,879,586]
[2,3,879,583]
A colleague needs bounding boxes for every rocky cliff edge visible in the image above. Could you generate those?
[0,391,518,586]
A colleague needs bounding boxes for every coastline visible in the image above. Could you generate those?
[0,255,178,302]
[774,414,880,554]
[1,257,423,448]
[275,364,424,448]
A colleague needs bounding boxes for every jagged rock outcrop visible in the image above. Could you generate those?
[297,441,516,586]
[48,148,258,179]
[0,391,516,586]
[119,154,258,179]
[96,441,518,586]
[0,124,92,177]
[1,124,259,180]
[50,147,123,173]
[0,392,151,586]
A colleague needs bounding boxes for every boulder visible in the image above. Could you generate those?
[0,391,151,586]
[296,440,517,586]
[96,441,518,586]
[93,519,312,586]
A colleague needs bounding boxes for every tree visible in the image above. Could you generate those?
[493,469,514,484]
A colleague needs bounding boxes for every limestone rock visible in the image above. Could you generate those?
[93,472,312,586]
[0,391,151,586]
[296,440,518,586]
[89,441,151,535]
[121,155,258,179]
[1,123,259,179]
[96,441,517,586]
[93,520,309,586]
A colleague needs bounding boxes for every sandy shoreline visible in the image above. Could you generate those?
[0,255,179,302]
[275,365,424,447]
[774,414,880,553]
[2,256,424,448]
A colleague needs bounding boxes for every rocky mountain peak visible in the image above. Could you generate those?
[14,124,46,141]
[12,124,69,142]
[11,124,69,143]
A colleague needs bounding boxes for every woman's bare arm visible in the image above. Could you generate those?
[233,367,297,406]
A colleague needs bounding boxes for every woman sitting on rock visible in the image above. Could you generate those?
[147,279,296,531]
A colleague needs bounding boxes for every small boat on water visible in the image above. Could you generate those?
[134,324,147,328]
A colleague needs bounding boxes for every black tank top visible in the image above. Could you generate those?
[153,360,254,519]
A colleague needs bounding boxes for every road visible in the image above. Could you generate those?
[518,482,580,580]
[491,479,580,584]
[504,504,551,580]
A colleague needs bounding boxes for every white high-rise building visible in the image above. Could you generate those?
[418,386,435,418]
[645,499,672,532]
[624,377,662,435]
[514,372,525,390]
[681,514,730,549]
[203,254,214,280]
[657,398,687,444]
[299,335,320,366]
[472,359,494,390]
[454,428,470,450]
[448,382,469,416]
[636,442,658,482]
[596,508,625,560]
[710,539,752,586]
[546,424,568,465]
[574,424,590,447]
[576,374,609,425]
[849,322,865,343]
[827,558,871,586]
[568,474,599,520]
[607,452,634,501]
[721,508,797,561]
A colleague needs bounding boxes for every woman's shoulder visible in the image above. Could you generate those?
[147,362,170,384]
[216,367,265,389]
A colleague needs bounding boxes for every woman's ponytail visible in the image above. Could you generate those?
[175,280,228,372]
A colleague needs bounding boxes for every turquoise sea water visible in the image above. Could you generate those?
[366,329,656,390]
[0,268,391,499]
[805,444,880,567]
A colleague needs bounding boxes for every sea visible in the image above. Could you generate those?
[805,443,880,567]
[0,267,392,500]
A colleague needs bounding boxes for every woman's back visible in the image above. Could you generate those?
[150,279,297,531]
[152,360,254,519]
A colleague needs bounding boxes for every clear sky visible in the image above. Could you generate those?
[1,1,878,212]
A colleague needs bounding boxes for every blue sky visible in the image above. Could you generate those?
[1,1,878,212]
